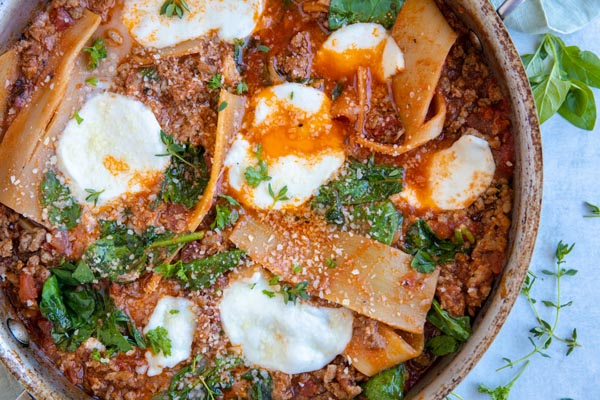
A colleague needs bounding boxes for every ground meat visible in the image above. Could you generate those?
[275,31,313,82]
[113,35,227,150]
[363,82,405,144]
[290,356,364,400]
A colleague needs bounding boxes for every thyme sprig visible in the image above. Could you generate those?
[584,201,600,217]
[497,241,581,371]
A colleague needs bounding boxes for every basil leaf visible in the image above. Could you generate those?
[328,0,405,30]
[40,171,81,230]
[362,363,407,400]
[155,249,246,290]
[558,79,597,130]
[427,299,471,342]
[426,334,460,356]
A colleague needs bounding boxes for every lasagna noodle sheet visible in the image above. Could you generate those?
[344,322,424,376]
[0,49,18,140]
[387,0,457,154]
[186,90,246,231]
[229,214,439,334]
[0,10,101,223]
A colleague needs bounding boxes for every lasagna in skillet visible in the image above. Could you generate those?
[0,0,514,398]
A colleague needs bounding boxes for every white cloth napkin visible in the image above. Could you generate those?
[490,0,600,34]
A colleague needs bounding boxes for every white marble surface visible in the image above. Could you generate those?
[455,21,600,400]
[1,11,600,400]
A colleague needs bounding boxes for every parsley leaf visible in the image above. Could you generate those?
[146,326,172,356]
[328,0,405,30]
[280,281,310,304]
[40,171,81,230]
[245,145,272,187]
[208,73,223,90]
[85,188,104,206]
[268,184,290,203]
[160,0,190,18]
[155,250,246,290]
[157,131,209,209]
[211,204,239,230]
[83,38,107,70]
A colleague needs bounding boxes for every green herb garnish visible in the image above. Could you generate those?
[155,250,246,290]
[40,171,81,230]
[403,220,471,273]
[280,281,309,305]
[85,188,104,206]
[312,157,402,225]
[478,361,529,400]
[257,44,270,53]
[140,67,159,81]
[244,144,271,187]
[522,33,599,130]
[268,184,290,203]
[328,0,405,30]
[237,81,249,94]
[83,38,107,70]
[211,205,239,231]
[242,369,273,400]
[160,0,190,18]
[262,289,275,298]
[425,299,471,357]
[146,326,172,356]
[85,77,98,86]
[157,131,209,209]
[208,73,223,90]
[498,241,580,371]
[351,201,401,245]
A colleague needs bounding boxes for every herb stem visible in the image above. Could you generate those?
[149,231,204,249]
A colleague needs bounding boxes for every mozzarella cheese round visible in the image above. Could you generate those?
[143,296,197,377]
[316,22,404,81]
[401,135,495,210]
[219,272,354,374]
[123,0,265,48]
[56,92,169,206]
[224,83,346,210]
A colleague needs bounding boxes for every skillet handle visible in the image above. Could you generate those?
[496,0,527,20]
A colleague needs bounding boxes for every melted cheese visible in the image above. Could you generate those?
[316,23,404,81]
[144,296,197,377]
[56,92,169,206]
[123,0,265,48]
[401,135,496,210]
[219,272,354,374]
[224,83,346,210]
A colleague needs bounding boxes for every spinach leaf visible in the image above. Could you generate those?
[352,201,401,245]
[427,299,471,342]
[157,355,242,400]
[40,171,81,230]
[328,0,405,30]
[425,334,460,356]
[312,158,403,224]
[155,250,246,290]
[84,221,203,281]
[242,369,273,400]
[522,33,598,130]
[362,363,407,400]
[158,131,209,209]
[39,274,145,353]
[403,220,470,273]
